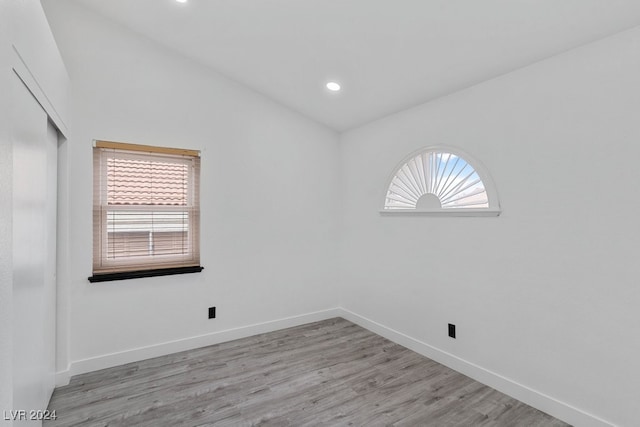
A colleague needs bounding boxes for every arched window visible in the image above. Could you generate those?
[382,147,500,216]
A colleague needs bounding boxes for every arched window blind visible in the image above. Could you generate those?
[92,141,201,279]
[382,147,500,216]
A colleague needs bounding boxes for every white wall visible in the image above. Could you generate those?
[340,27,640,427]
[43,0,340,373]
[11,0,69,132]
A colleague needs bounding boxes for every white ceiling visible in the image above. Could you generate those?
[71,0,640,131]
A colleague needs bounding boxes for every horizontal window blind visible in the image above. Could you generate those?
[93,141,200,275]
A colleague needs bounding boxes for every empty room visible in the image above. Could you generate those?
[2,0,639,426]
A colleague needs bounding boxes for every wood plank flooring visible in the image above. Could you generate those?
[46,318,571,426]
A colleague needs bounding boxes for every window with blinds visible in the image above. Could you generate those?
[92,141,202,281]
[381,146,501,216]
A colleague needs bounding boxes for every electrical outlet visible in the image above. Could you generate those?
[448,323,456,339]
[208,307,216,319]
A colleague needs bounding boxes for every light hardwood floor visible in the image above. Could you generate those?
[46,318,570,426]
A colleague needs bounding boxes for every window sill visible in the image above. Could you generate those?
[89,266,204,283]
[379,208,501,217]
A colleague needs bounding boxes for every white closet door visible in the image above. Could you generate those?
[12,73,58,422]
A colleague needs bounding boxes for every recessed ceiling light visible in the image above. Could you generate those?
[176,0,188,3]
[326,82,341,92]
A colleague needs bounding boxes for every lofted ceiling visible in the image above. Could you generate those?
[69,0,640,131]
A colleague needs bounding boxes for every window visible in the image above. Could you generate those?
[382,147,500,216]
[90,141,202,282]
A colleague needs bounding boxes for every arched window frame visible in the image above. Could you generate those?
[380,146,501,216]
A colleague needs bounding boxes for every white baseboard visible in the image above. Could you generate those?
[68,308,341,378]
[338,308,613,427]
[55,367,71,387]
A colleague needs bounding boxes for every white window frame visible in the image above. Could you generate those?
[380,146,501,216]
